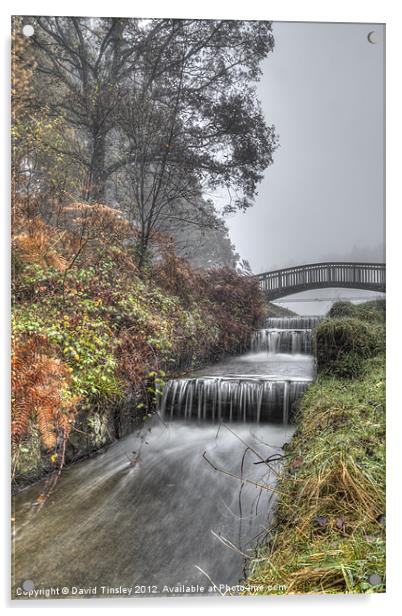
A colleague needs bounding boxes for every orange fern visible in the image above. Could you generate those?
[11,334,78,452]
[13,218,67,271]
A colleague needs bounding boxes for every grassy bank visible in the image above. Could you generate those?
[245,301,386,594]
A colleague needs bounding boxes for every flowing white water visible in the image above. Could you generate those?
[160,375,311,424]
[264,316,323,329]
[159,350,315,424]
[12,317,318,599]
[251,329,312,354]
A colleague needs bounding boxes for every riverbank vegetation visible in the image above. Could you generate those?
[12,205,268,486]
[246,300,385,594]
[315,302,385,378]
[11,17,278,487]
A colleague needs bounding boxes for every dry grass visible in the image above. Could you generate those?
[245,354,385,594]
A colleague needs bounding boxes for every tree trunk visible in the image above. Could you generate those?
[136,225,152,271]
[136,239,147,271]
[86,132,107,203]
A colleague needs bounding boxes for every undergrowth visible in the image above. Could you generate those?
[315,301,385,378]
[12,204,265,484]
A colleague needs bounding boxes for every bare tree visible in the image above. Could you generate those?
[25,17,277,264]
[29,17,161,201]
[113,19,277,266]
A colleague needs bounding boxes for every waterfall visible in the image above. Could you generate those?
[159,376,312,424]
[158,314,317,425]
[265,316,322,329]
[251,328,312,354]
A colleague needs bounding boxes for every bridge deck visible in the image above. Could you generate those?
[256,262,385,301]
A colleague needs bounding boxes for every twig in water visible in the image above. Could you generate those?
[254,453,285,465]
[218,496,256,521]
[194,566,225,596]
[238,445,251,547]
[210,529,252,560]
[202,451,281,494]
[250,431,286,451]
[154,410,168,428]
[125,453,140,467]
[35,436,67,512]
[222,423,282,477]
[227,525,281,567]
[254,485,263,517]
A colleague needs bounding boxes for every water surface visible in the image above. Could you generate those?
[13,420,294,597]
[13,348,314,598]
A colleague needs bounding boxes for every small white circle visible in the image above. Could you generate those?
[367,31,379,44]
[22,24,35,38]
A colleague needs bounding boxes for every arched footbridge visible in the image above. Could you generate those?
[256,262,386,301]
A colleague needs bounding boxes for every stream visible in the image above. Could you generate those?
[12,317,318,599]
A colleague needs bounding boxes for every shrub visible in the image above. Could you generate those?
[328,301,357,319]
[328,300,386,323]
[203,268,265,353]
[11,331,79,481]
[315,317,384,378]
[354,300,386,323]
[12,209,267,482]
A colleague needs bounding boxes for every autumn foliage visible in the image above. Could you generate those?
[11,18,266,484]
[12,197,265,481]
[12,333,77,453]
[151,233,264,353]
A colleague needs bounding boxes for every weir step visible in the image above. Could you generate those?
[159,376,312,424]
[264,316,323,329]
[251,329,313,354]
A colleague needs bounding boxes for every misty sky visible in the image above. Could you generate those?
[221,21,385,314]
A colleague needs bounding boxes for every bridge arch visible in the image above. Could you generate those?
[256,262,385,301]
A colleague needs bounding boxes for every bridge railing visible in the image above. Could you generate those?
[256,262,386,294]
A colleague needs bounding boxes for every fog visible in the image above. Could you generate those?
[222,21,385,314]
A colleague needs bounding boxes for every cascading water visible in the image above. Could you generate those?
[12,314,319,598]
[264,315,323,329]
[250,328,312,354]
[158,315,319,425]
[159,314,320,424]
[160,376,311,424]
[249,314,324,355]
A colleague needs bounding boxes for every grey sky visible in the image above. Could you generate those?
[221,21,385,314]
[225,21,385,272]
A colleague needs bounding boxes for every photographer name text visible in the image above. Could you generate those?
[15,581,286,599]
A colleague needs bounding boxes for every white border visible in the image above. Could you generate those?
[1,1,400,615]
